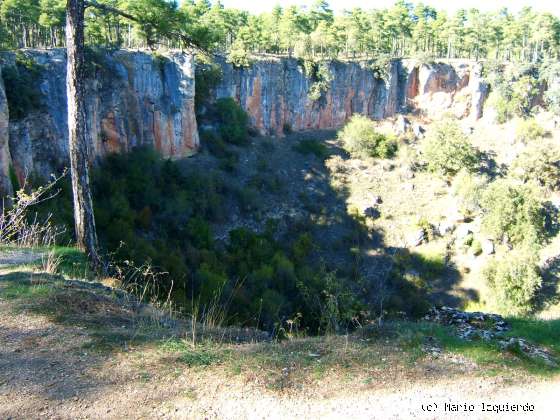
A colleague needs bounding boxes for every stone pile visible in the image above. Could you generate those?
[424,306,509,341]
[425,306,558,367]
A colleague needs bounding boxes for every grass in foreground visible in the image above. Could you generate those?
[1,260,559,390]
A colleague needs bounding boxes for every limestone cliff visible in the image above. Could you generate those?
[2,49,198,185]
[212,57,402,136]
[0,52,496,196]
[402,60,489,120]
[0,65,12,202]
[211,58,490,135]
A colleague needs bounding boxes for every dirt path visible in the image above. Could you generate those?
[0,299,558,419]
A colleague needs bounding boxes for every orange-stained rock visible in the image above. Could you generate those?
[212,58,491,135]
[5,49,198,182]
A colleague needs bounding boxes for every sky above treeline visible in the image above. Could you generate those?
[218,0,560,16]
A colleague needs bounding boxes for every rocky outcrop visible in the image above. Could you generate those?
[212,57,402,136]
[425,306,558,367]
[401,60,489,120]
[2,49,198,184]
[0,65,12,203]
[0,52,494,192]
[211,58,490,135]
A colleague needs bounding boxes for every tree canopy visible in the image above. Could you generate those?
[1,0,559,62]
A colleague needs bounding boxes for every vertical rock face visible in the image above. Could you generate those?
[0,51,495,195]
[402,60,489,120]
[213,57,402,136]
[0,65,12,202]
[212,58,490,135]
[3,49,198,184]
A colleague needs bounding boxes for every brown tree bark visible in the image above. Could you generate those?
[66,0,102,271]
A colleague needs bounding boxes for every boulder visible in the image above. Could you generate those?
[395,115,411,135]
[382,162,395,171]
[412,122,425,139]
[455,224,472,240]
[371,195,383,205]
[407,229,426,247]
[437,220,455,236]
[500,338,558,368]
[363,206,381,220]
[481,239,495,255]
[424,306,510,341]
[401,165,415,180]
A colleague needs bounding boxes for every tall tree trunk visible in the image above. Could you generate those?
[66,0,102,271]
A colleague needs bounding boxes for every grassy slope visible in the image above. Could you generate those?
[1,249,558,384]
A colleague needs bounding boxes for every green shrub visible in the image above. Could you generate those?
[368,54,393,80]
[540,60,560,115]
[301,59,332,101]
[84,46,110,79]
[195,56,223,112]
[3,53,43,120]
[483,249,542,316]
[414,217,435,242]
[282,123,293,135]
[471,239,482,256]
[338,115,397,159]
[452,169,489,216]
[389,249,434,317]
[515,118,546,143]
[510,142,560,191]
[422,119,479,177]
[510,75,540,117]
[488,92,513,124]
[32,147,416,334]
[480,179,546,248]
[151,52,169,75]
[227,39,252,68]
[201,130,227,157]
[488,74,540,123]
[215,98,249,145]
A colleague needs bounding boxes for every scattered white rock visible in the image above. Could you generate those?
[407,229,426,247]
[412,123,425,139]
[455,224,472,240]
[395,115,411,135]
[437,220,456,236]
[371,195,383,205]
[481,238,495,255]
[500,338,558,368]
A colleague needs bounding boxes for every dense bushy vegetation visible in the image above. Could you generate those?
[302,59,333,101]
[511,142,560,191]
[422,119,480,177]
[485,65,543,123]
[3,52,44,120]
[214,98,249,145]
[515,118,546,143]
[3,0,560,65]
[36,148,430,333]
[338,115,397,159]
[483,249,542,316]
[194,56,223,113]
[452,169,489,217]
[479,180,546,248]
